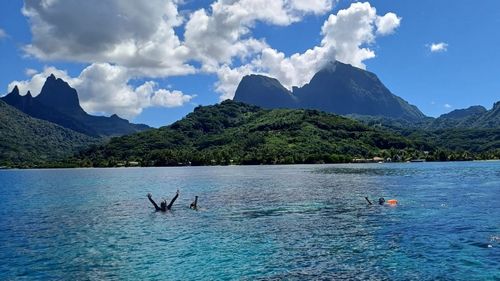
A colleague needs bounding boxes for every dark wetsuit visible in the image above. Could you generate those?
[190,196,198,210]
[148,192,179,211]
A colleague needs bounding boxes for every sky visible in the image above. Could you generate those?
[0,0,499,127]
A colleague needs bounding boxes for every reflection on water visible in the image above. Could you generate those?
[0,162,499,280]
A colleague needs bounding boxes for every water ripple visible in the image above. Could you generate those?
[0,162,499,280]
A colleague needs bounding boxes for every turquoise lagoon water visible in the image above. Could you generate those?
[0,162,499,280]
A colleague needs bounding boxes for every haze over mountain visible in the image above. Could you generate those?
[234,61,425,121]
[2,75,150,137]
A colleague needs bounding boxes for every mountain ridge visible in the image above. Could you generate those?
[73,100,499,167]
[429,103,499,129]
[234,61,426,121]
[0,99,98,166]
[2,75,150,137]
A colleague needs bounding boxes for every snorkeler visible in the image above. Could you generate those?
[147,190,179,211]
[365,197,397,206]
[378,197,385,205]
[190,196,198,210]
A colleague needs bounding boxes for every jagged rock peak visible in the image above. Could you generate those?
[110,114,123,120]
[11,85,20,95]
[493,101,500,110]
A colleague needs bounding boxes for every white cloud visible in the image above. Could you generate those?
[184,0,336,67]
[320,2,400,69]
[290,0,334,14]
[25,68,38,77]
[22,0,194,77]
[429,42,448,53]
[17,1,401,111]
[444,103,452,109]
[213,2,401,99]
[0,28,6,39]
[376,12,401,35]
[152,89,195,108]
[215,64,257,100]
[8,64,193,119]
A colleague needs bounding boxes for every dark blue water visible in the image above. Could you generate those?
[0,162,499,280]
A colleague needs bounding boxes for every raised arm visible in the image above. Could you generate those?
[190,196,198,210]
[148,193,161,211]
[364,197,373,205]
[167,190,179,210]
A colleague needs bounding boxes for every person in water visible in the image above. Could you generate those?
[378,197,385,205]
[190,196,198,210]
[364,197,386,205]
[147,190,179,211]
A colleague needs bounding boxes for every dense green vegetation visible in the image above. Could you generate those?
[0,100,99,167]
[2,99,498,168]
[352,100,499,131]
[351,115,500,161]
[72,101,420,167]
[67,100,497,168]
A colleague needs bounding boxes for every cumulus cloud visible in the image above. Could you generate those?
[215,64,257,100]
[25,68,38,77]
[429,42,448,53]
[214,2,401,99]
[17,1,401,112]
[8,64,193,119]
[290,0,334,14]
[22,0,194,77]
[376,12,401,35]
[184,0,336,67]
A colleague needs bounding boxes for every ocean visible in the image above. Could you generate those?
[0,162,499,280]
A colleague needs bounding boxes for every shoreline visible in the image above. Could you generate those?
[1,159,499,171]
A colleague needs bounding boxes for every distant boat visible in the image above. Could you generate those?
[410,159,426,162]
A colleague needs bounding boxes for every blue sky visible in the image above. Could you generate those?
[0,0,499,127]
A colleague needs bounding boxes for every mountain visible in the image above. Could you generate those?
[2,85,98,135]
[234,75,297,108]
[439,105,487,119]
[234,61,425,121]
[73,100,499,167]
[0,99,98,167]
[2,74,150,137]
[430,103,499,129]
[472,102,500,128]
[76,100,424,167]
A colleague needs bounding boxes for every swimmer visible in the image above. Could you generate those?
[190,196,199,210]
[147,190,179,212]
[378,197,385,205]
[365,197,396,206]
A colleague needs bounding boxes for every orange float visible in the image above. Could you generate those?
[387,199,398,205]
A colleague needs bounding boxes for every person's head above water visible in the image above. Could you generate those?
[378,197,385,205]
[160,200,167,209]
